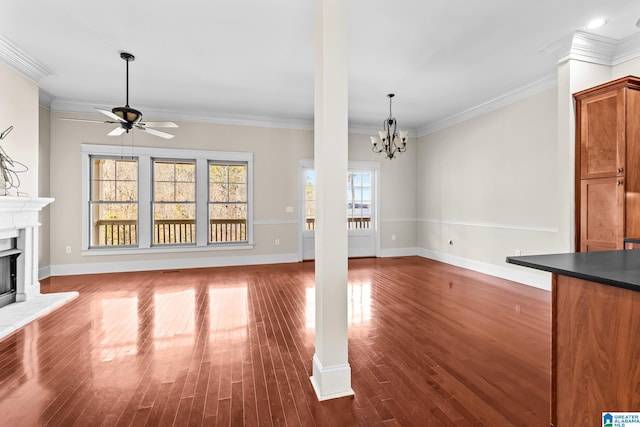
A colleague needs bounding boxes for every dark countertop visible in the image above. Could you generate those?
[506,250,640,292]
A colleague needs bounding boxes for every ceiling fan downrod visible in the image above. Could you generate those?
[113,52,142,127]
[121,52,134,107]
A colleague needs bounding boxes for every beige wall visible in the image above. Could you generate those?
[39,106,51,271]
[416,88,560,284]
[0,63,39,196]
[47,111,417,274]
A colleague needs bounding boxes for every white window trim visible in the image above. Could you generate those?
[81,143,254,255]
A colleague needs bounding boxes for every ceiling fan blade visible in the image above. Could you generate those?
[108,127,126,136]
[96,108,125,123]
[137,126,175,139]
[139,121,178,128]
[59,117,106,124]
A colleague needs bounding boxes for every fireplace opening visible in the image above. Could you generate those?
[0,240,20,309]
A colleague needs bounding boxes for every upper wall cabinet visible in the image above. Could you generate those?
[574,76,640,252]
[578,88,625,179]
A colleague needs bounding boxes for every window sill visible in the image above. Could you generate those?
[81,243,255,256]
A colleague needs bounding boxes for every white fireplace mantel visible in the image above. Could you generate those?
[0,196,54,301]
[0,196,79,341]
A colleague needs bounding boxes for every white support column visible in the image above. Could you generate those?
[310,0,353,401]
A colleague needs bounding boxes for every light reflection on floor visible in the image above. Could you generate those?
[95,285,251,361]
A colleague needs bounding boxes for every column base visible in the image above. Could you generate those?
[309,353,354,401]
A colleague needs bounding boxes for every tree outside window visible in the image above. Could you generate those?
[209,163,247,242]
[153,160,196,244]
[90,157,138,246]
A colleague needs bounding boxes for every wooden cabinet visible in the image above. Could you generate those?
[580,177,624,252]
[575,76,640,251]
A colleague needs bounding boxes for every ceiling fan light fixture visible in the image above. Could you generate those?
[112,106,142,127]
[60,51,177,139]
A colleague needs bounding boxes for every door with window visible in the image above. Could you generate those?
[299,161,379,260]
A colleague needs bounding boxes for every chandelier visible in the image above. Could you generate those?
[370,94,408,159]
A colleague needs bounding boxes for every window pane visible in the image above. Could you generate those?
[115,160,137,180]
[228,165,246,183]
[210,164,227,182]
[346,172,372,230]
[154,182,174,202]
[176,183,195,201]
[209,183,228,202]
[228,184,247,202]
[153,160,195,203]
[92,157,138,202]
[116,181,137,201]
[305,170,316,231]
[153,203,195,244]
[154,162,175,181]
[90,202,138,246]
[209,204,247,243]
[175,163,195,182]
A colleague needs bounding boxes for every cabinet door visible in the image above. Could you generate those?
[579,89,625,179]
[580,177,625,252]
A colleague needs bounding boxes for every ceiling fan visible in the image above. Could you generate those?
[61,52,178,139]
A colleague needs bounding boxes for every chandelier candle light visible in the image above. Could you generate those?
[370,94,408,159]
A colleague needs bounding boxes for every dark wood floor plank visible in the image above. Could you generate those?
[0,256,550,426]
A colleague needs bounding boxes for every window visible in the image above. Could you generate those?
[82,144,253,254]
[89,157,138,247]
[302,170,373,230]
[304,169,315,231]
[209,163,248,243]
[347,172,372,229]
[153,160,196,245]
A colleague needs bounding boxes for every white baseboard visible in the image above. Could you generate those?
[38,265,52,280]
[43,248,550,290]
[378,247,419,257]
[416,248,551,291]
[49,252,299,276]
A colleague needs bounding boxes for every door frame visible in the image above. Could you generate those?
[297,158,381,261]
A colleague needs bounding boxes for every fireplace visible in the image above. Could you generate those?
[0,196,54,304]
[0,196,80,341]
[0,241,20,309]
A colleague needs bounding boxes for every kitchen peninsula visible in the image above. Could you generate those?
[507,250,640,427]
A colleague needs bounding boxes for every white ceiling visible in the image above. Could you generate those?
[2,0,640,135]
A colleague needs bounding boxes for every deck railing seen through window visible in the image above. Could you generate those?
[94,219,247,246]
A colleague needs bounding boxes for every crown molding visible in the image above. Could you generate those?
[0,34,54,83]
[612,31,640,65]
[542,30,640,66]
[418,30,640,137]
[416,72,558,137]
[39,88,54,109]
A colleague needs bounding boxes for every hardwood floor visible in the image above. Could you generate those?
[0,257,550,426]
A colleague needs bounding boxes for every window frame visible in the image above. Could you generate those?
[81,144,254,255]
[151,158,197,246]
[88,155,139,248]
[208,161,249,245]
